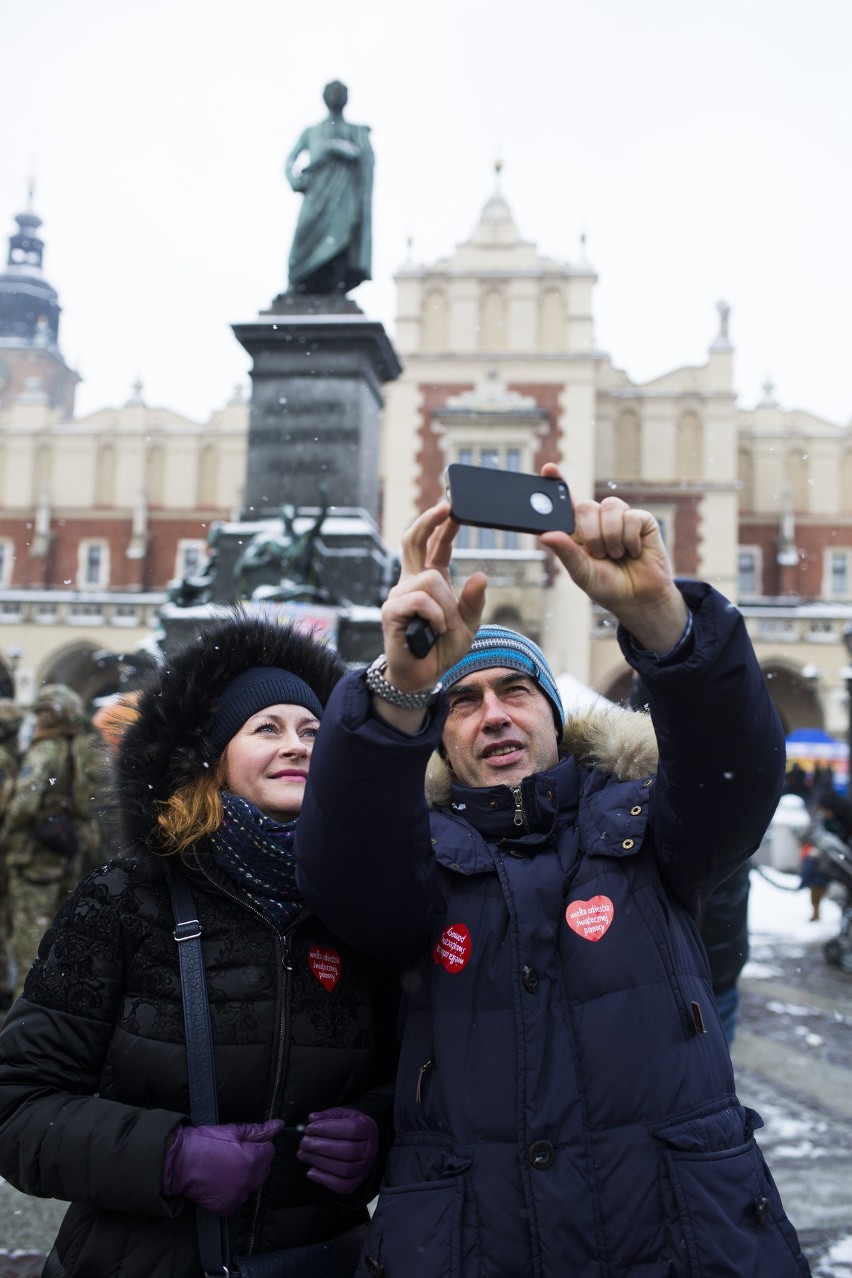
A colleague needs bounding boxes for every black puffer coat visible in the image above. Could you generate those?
[0,614,399,1278]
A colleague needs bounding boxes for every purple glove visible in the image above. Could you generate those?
[296,1106,379,1194]
[162,1119,285,1216]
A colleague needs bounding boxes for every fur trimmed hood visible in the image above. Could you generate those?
[425,699,659,809]
[116,611,347,850]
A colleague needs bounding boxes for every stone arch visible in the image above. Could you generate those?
[422,288,449,351]
[39,641,116,710]
[676,411,703,480]
[479,288,507,350]
[538,288,566,352]
[39,641,157,711]
[761,661,824,737]
[613,411,641,479]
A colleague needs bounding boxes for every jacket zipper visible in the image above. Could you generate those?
[194,860,305,1255]
[247,928,295,1254]
[511,786,527,830]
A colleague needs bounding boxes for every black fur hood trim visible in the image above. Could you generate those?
[116,610,347,851]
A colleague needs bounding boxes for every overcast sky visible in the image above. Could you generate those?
[3,0,850,427]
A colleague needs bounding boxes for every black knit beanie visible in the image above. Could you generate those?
[209,666,324,756]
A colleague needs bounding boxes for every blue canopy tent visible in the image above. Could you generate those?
[785,727,848,791]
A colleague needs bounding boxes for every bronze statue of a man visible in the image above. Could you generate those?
[284,81,373,295]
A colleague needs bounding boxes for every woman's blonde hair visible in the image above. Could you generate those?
[156,752,229,856]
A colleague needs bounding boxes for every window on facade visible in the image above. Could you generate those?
[826,551,850,600]
[738,549,760,596]
[79,541,108,588]
[0,540,12,586]
[176,540,205,578]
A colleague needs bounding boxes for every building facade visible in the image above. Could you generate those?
[0,191,850,753]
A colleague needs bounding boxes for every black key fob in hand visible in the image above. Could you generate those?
[405,616,437,659]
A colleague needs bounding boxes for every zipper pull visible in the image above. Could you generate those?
[416,1060,433,1103]
[511,787,524,828]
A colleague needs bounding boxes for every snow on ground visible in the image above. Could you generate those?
[746,864,843,964]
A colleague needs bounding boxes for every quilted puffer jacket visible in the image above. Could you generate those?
[296,581,811,1277]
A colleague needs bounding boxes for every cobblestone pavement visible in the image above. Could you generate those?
[1,897,851,1275]
[734,908,852,1276]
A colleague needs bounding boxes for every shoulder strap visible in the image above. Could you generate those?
[164,861,230,1278]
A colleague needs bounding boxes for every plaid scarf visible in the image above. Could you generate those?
[208,792,303,928]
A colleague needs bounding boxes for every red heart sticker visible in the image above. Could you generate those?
[308,946,341,992]
[565,896,614,942]
[433,923,471,973]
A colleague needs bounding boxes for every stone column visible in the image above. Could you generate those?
[232,304,402,522]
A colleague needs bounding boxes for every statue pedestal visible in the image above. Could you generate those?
[157,301,403,665]
[232,302,402,523]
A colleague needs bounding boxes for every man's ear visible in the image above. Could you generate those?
[438,741,452,770]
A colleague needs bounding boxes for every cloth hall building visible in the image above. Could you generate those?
[0,190,850,758]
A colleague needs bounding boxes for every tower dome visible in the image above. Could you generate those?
[0,201,61,347]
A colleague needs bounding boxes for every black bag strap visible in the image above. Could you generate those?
[164,861,230,1278]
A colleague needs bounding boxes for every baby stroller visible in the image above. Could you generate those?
[810,824,852,974]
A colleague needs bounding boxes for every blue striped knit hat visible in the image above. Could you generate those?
[441,626,565,735]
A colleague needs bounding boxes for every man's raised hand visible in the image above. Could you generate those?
[538,464,688,654]
[381,502,487,693]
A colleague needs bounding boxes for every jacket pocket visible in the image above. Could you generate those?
[356,1140,478,1278]
[652,1102,809,1277]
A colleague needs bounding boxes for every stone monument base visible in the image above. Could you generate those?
[232,305,402,523]
[156,505,395,665]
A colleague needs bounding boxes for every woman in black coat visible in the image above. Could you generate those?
[0,612,398,1278]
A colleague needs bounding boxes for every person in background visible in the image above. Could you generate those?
[810,763,836,805]
[0,699,24,1010]
[801,790,852,922]
[0,614,398,1278]
[2,684,107,996]
[783,762,810,801]
[296,473,809,1277]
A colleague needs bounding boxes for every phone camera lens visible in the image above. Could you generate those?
[530,492,553,516]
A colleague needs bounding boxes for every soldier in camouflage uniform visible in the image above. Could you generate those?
[3,685,109,996]
[0,700,24,1006]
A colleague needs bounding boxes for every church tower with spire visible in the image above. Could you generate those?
[0,194,80,416]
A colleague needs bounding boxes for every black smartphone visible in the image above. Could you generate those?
[446,464,575,536]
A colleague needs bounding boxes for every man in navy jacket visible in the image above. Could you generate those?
[297,470,810,1277]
